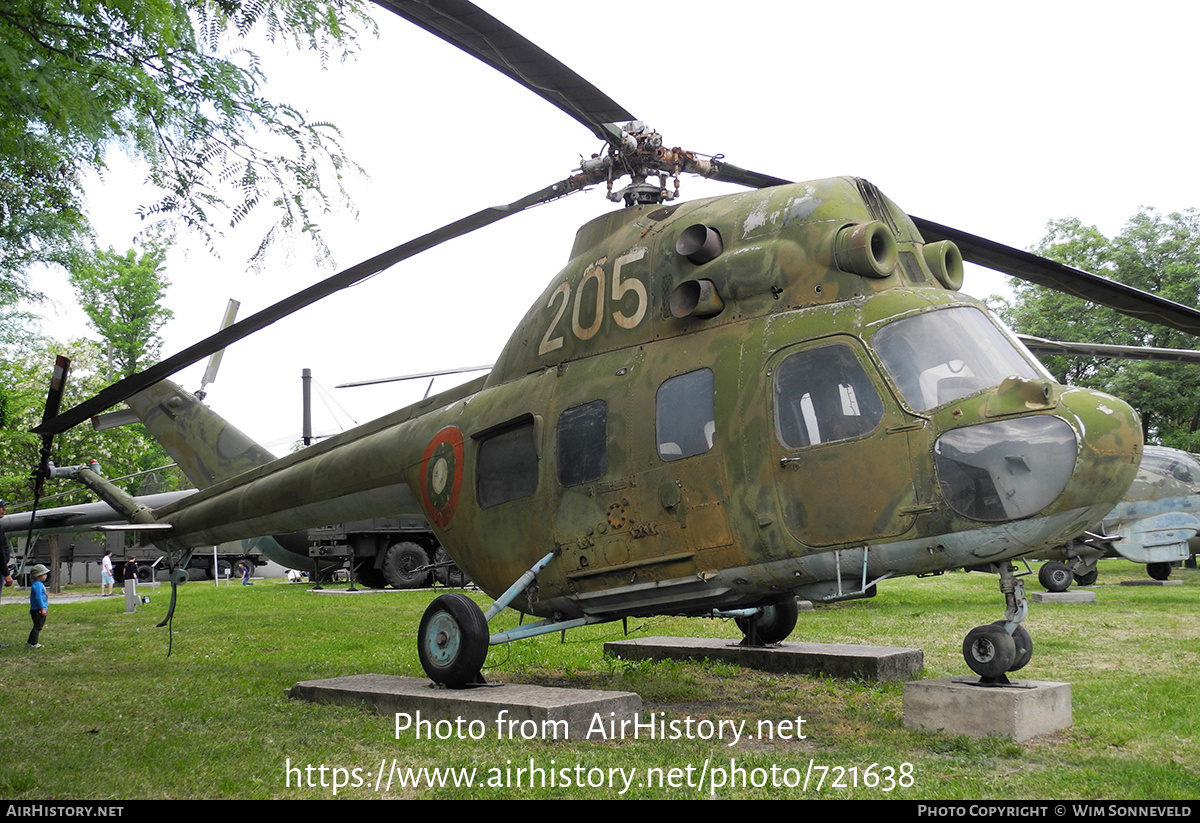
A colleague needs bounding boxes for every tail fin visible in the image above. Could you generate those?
[125,381,276,489]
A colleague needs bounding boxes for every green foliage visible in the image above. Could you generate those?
[993,208,1200,445]
[0,335,188,505]
[68,235,174,378]
[0,0,375,290]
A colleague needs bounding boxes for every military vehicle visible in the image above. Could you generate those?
[26,1,1200,689]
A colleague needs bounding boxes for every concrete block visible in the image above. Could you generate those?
[1120,579,1183,587]
[903,677,1071,742]
[604,636,923,682]
[290,674,640,741]
[1030,590,1097,603]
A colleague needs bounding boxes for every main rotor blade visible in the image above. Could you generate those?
[337,364,494,388]
[373,0,634,142]
[706,162,792,190]
[913,216,1200,337]
[1019,335,1200,364]
[33,179,583,436]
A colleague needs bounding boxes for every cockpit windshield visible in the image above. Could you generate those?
[874,306,1042,411]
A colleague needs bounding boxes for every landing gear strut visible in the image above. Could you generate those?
[961,562,1033,684]
[416,551,566,689]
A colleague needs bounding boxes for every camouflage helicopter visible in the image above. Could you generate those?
[30,0,1200,688]
[1034,445,1200,590]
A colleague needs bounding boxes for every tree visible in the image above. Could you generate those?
[69,237,174,379]
[0,0,376,296]
[0,336,188,505]
[993,208,1200,449]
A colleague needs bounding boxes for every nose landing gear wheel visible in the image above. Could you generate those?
[991,621,1033,672]
[418,593,489,688]
[963,624,1017,679]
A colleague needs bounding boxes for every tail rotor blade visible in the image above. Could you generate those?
[25,356,72,550]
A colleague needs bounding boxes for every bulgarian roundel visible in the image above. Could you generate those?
[420,426,464,528]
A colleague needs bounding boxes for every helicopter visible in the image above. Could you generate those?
[1033,445,1200,591]
[27,0,1200,688]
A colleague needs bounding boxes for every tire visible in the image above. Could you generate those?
[991,621,1033,672]
[1147,562,1172,581]
[1073,569,1098,586]
[136,565,154,583]
[735,598,799,644]
[382,542,430,589]
[417,593,489,688]
[203,559,234,580]
[1038,561,1072,593]
[963,624,1017,678]
[356,563,388,589]
[433,547,470,588]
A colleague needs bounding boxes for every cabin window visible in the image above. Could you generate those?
[557,400,608,486]
[774,344,883,448]
[656,369,715,462]
[476,419,538,507]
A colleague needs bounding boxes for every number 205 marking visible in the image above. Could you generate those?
[538,248,648,356]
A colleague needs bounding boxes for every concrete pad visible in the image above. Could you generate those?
[305,585,478,595]
[306,586,403,595]
[1030,590,1097,603]
[290,674,640,741]
[604,636,923,682]
[903,677,1071,742]
[1120,579,1183,587]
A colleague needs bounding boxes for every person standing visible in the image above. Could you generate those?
[28,563,49,648]
[100,549,115,597]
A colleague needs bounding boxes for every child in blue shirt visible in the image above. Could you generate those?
[28,563,49,649]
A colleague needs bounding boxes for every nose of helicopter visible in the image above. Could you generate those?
[1052,385,1144,511]
[934,384,1142,527]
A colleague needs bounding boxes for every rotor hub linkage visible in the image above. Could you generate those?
[577,121,720,207]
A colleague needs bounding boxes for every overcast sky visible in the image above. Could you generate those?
[28,0,1200,454]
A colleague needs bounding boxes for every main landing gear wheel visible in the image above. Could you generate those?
[735,598,799,645]
[1147,562,1172,581]
[418,593,489,689]
[1038,561,1072,593]
[1073,569,1099,586]
[962,624,1017,679]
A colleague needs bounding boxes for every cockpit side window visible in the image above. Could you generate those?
[774,343,883,449]
[656,369,715,462]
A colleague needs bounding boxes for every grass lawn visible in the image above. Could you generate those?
[0,560,1195,799]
